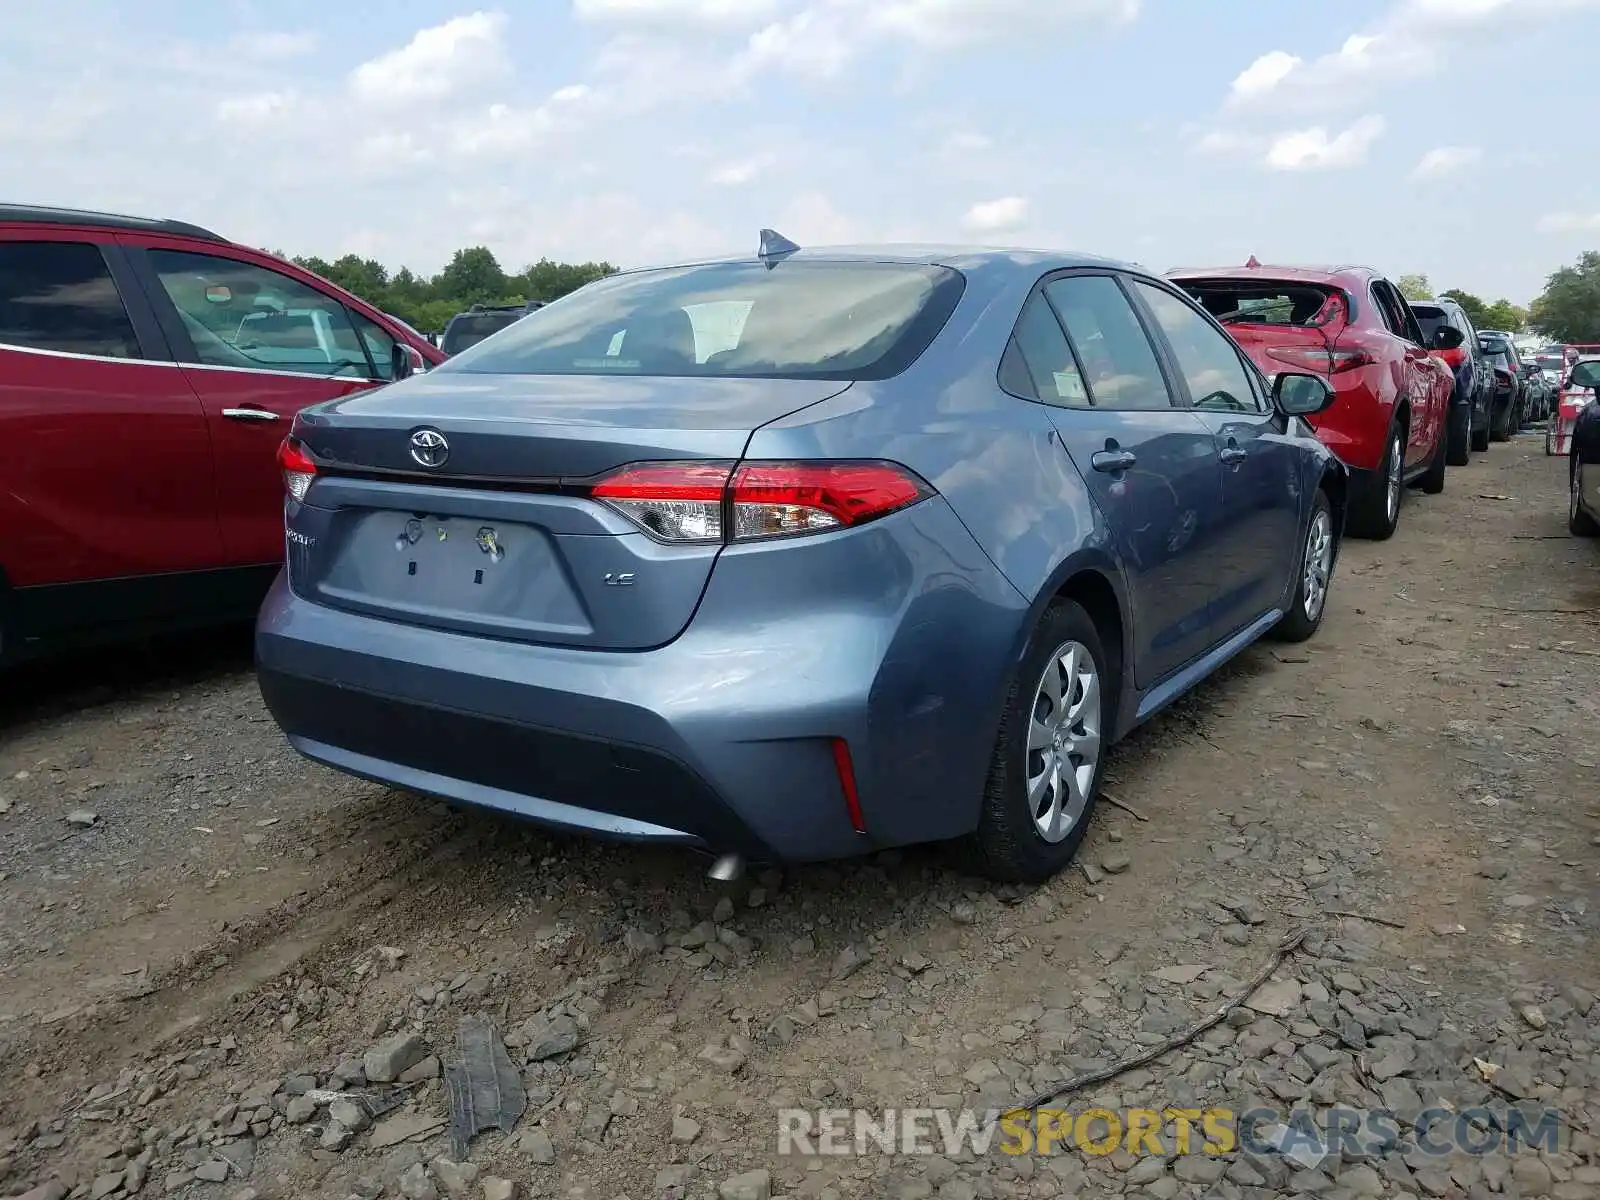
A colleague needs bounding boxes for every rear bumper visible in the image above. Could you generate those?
[255,498,1029,863]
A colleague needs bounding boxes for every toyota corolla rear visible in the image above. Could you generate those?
[255,255,1025,864]
[1168,271,1390,473]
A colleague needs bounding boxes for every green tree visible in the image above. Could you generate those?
[521,257,617,302]
[1529,251,1600,343]
[436,246,509,307]
[1477,299,1527,332]
[1439,288,1487,326]
[1396,273,1432,301]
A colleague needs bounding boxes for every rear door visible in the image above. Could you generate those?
[122,241,402,567]
[0,234,220,612]
[1371,280,1445,466]
[1005,272,1223,686]
[1128,279,1301,638]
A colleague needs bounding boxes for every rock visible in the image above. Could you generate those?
[1511,1156,1554,1197]
[622,927,661,955]
[320,1123,355,1152]
[671,1115,702,1144]
[1518,1004,1548,1030]
[328,1100,371,1132]
[398,1162,439,1200]
[480,1180,517,1200]
[365,1033,428,1083]
[1227,899,1266,925]
[831,945,871,980]
[698,1043,747,1073]
[195,1160,231,1184]
[285,1096,317,1125]
[517,1128,555,1165]
[18,1184,69,1200]
[655,1165,697,1191]
[399,1056,442,1084]
[1246,976,1303,1017]
[1100,853,1131,874]
[1339,1164,1384,1196]
[90,1176,123,1200]
[718,1170,772,1200]
[429,1158,480,1198]
[711,897,735,923]
[1152,964,1210,985]
[65,809,98,827]
[370,1113,447,1149]
[525,1016,581,1061]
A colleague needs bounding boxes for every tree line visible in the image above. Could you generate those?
[290,246,617,334]
[292,242,1600,344]
[1396,250,1600,344]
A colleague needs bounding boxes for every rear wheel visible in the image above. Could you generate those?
[1347,427,1404,540]
[1491,397,1513,442]
[968,599,1110,883]
[1268,489,1335,644]
[1471,400,1491,452]
[1417,420,1447,495]
[1445,403,1471,467]
[1572,461,1600,537]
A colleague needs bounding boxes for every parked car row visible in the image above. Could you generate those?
[5,204,1593,884]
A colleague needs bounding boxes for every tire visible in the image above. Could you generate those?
[1445,403,1471,467]
[1347,426,1404,540]
[1471,402,1491,452]
[1417,420,1447,495]
[1546,426,1556,456]
[1572,460,1600,537]
[1490,398,1512,443]
[1268,489,1335,644]
[967,599,1111,883]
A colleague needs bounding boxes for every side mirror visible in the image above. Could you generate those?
[1431,325,1465,351]
[390,343,427,380]
[1570,361,1600,389]
[1273,372,1336,416]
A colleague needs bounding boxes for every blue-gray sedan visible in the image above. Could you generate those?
[257,238,1347,882]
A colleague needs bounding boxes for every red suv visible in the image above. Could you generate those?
[1168,263,1455,540]
[0,204,444,663]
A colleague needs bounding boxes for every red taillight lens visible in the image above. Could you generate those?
[1438,347,1465,368]
[1264,345,1371,374]
[277,437,316,502]
[589,460,933,543]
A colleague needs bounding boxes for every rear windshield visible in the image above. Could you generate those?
[1409,304,1453,344]
[442,311,523,355]
[1172,279,1342,327]
[440,261,966,380]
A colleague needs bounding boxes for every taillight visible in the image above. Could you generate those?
[1264,345,1370,373]
[1438,347,1465,368]
[590,460,934,544]
[277,437,317,502]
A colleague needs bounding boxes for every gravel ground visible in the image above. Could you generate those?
[0,432,1595,1200]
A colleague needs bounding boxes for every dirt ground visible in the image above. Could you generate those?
[1,432,1595,1200]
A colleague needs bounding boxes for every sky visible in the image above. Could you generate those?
[3,0,1599,305]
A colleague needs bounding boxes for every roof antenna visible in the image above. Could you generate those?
[758,228,800,268]
[1245,254,1261,268]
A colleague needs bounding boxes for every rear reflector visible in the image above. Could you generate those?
[277,437,317,502]
[830,738,867,834]
[590,460,934,544]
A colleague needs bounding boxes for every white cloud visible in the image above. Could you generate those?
[350,12,509,107]
[215,92,301,128]
[573,0,781,28]
[1229,50,1300,100]
[863,0,1141,48]
[962,196,1030,232]
[1264,115,1386,171]
[1537,212,1600,232]
[1412,145,1481,179]
[707,155,775,186]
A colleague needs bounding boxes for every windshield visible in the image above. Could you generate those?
[441,260,966,380]
[1173,279,1342,327]
[442,311,524,356]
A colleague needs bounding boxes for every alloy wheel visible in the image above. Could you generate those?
[1302,508,1333,621]
[1025,641,1102,844]
[1384,436,1402,524]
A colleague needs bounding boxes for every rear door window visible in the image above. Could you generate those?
[1042,275,1173,409]
[444,261,965,381]
[1132,281,1262,413]
[0,241,142,358]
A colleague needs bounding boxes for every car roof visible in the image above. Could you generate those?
[614,244,1142,279]
[1166,263,1378,286]
[0,202,225,242]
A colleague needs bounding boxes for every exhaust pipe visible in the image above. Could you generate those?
[707,853,745,882]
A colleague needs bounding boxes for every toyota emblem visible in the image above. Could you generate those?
[409,428,449,468]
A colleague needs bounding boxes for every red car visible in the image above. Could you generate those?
[1168,263,1456,540]
[0,204,444,664]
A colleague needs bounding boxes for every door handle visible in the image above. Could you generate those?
[1220,445,1248,465]
[1090,449,1137,473]
[221,408,280,422]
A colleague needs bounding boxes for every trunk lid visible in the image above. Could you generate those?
[286,374,851,650]
[1169,276,1348,378]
